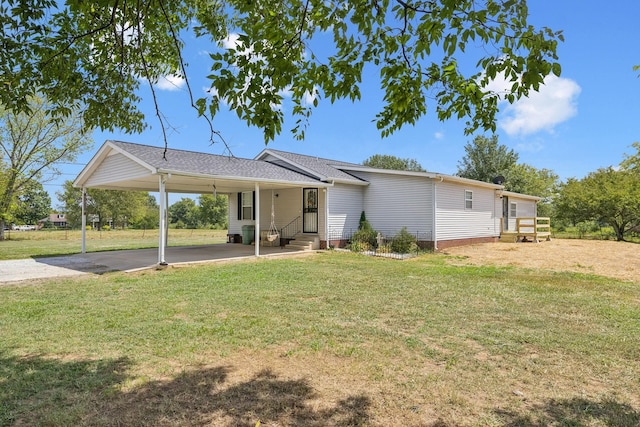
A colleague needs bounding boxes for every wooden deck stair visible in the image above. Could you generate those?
[501,217,551,243]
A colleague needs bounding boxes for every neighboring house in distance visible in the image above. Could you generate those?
[75,141,541,256]
[38,213,68,228]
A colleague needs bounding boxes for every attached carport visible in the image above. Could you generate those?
[73,140,330,265]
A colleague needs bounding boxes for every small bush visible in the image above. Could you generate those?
[352,211,378,250]
[390,227,417,254]
[102,225,111,231]
[352,228,377,250]
[350,240,370,253]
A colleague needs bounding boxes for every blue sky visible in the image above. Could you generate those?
[49,1,640,206]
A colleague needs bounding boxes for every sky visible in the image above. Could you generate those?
[47,1,640,207]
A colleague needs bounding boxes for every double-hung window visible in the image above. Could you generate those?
[239,191,253,220]
[464,190,473,209]
[510,202,517,218]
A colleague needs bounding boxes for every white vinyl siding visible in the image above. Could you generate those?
[436,181,500,241]
[84,152,150,187]
[505,197,537,230]
[348,171,433,237]
[327,183,364,239]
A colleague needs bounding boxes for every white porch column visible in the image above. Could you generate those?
[158,175,167,265]
[81,188,86,254]
[254,182,260,257]
[165,190,170,246]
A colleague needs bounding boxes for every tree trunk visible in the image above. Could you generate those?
[612,223,625,241]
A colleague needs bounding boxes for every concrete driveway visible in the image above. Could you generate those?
[0,243,302,284]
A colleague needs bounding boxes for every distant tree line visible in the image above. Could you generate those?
[58,182,228,230]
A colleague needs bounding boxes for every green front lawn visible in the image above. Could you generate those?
[1,252,639,426]
[0,228,227,260]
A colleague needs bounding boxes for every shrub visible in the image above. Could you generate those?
[102,225,111,231]
[390,227,417,254]
[353,211,377,249]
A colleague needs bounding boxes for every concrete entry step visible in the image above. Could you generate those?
[285,234,320,251]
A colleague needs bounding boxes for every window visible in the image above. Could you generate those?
[510,202,517,218]
[465,190,473,209]
[238,191,253,220]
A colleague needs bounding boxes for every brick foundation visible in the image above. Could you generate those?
[435,236,499,250]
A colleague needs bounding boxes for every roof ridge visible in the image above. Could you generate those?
[109,140,250,161]
[266,148,362,167]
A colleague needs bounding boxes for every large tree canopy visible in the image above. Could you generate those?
[456,134,519,182]
[554,168,640,241]
[363,154,425,172]
[1,1,563,146]
[0,96,93,239]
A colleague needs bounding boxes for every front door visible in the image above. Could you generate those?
[502,196,509,231]
[303,188,318,233]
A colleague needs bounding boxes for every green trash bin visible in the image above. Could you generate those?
[241,225,255,245]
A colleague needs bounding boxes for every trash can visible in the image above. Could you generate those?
[241,225,255,245]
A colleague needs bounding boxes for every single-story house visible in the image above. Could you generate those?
[38,213,68,228]
[74,140,541,263]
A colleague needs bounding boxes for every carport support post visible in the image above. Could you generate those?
[81,188,86,253]
[255,182,260,257]
[158,175,167,265]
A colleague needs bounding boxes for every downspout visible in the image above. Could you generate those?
[433,177,443,251]
[325,182,332,248]
[81,188,86,254]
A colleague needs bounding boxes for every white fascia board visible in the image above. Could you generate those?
[257,149,328,181]
[436,174,503,190]
[331,178,369,186]
[336,164,438,179]
[73,140,156,188]
[155,169,333,188]
[500,190,542,201]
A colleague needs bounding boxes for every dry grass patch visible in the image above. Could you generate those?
[443,238,640,283]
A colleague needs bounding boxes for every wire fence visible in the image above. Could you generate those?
[327,228,433,260]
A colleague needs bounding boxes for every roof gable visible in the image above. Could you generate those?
[256,149,366,184]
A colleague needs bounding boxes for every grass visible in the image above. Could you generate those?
[0,228,227,260]
[1,251,639,426]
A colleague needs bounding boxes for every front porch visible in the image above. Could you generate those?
[500,217,552,243]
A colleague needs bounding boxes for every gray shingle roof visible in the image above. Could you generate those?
[109,140,322,184]
[260,149,367,183]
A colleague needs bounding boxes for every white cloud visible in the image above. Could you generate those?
[156,74,185,91]
[434,131,444,140]
[221,33,241,49]
[515,141,544,153]
[302,87,318,106]
[489,75,581,137]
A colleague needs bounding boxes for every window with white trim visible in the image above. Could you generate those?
[510,202,517,218]
[465,190,473,209]
[241,191,253,220]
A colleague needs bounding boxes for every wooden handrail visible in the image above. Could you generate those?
[514,217,551,242]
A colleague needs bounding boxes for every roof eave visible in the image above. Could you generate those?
[156,168,332,187]
[337,164,437,179]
